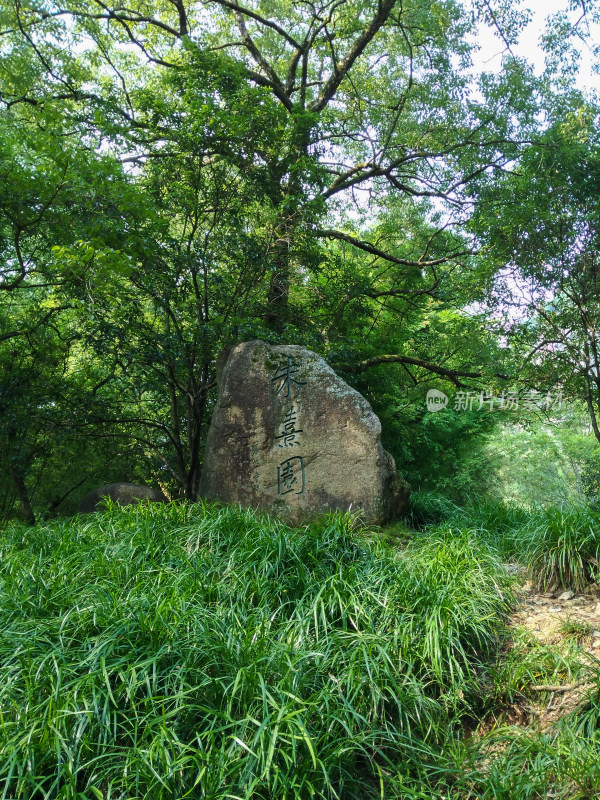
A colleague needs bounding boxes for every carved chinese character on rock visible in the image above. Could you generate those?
[271,357,306,399]
[277,456,305,495]
[275,407,302,448]
[199,340,409,525]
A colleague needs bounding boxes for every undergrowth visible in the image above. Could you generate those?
[3,496,600,798]
[402,493,600,798]
[463,671,600,800]
[519,506,600,591]
[407,492,600,590]
[0,502,513,799]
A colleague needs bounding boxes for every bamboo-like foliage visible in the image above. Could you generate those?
[519,507,600,591]
[0,502,513,798]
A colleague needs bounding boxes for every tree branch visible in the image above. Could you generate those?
[314,228,473,267]
[310,0,397,113]
[0,305,73,342]
[233,9,291,108]
[208,0,302,49]
[337,354,510,387]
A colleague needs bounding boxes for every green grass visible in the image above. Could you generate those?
[484,628,585,708]
[518,506,600,591]
[405,492,529,559]
[404,490,463,529]
[398,496,600,800]
[0,502,515,799]
[407,494,600,591]
[441,634,600,800]
[5,496,600,799]
[559,618,594,644]
[461,677,600,800]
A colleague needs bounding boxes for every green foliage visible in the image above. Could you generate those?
[561,672,600,740]
[452,498,531,538]
[519,506,600,591]
[409,494,600,592]
[0,502,514,798]
[405,490,463,529]
[580,450,600,508]
[402,527,515,688]
[4,495,600,798]
[386,403,502,504]
[461,666,600,800]
[483,412,600,509]
[486,629,584,709]
[465,726,600,799]
[405,491,528,559]
[470,95,600,449]
[0,0,548,519]
[559,617,594,644]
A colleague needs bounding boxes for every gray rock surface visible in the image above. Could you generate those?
[78,483,167,513]
[558,590,575,601]
[199,340,408,525]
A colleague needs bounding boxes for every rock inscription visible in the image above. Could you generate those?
[199,340,408,525]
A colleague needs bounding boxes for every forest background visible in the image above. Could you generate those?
[1,0,600,524]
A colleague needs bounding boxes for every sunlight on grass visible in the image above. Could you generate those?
[0,501,515,799]
[518,507,600,591]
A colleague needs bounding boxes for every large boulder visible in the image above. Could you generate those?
[199,341,408,525]
[78,483,168,513]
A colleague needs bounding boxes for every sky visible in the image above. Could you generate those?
[472,0,599,91]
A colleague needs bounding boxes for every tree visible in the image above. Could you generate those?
[0,108,166,520]
[470,96,600,444]
[1,0,537,328]
[0,0,541,513]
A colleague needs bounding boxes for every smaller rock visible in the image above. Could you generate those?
[557,590,575,601]
[548,606,563,612]
[79,482,167,513]
[594,603,600,615]
[542,591,556,598]
[592,630,600,639]
[593,640,600,649]
[505,563,522,575]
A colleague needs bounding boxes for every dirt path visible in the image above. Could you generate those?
[504,579,600,728]
[514,581,600,651]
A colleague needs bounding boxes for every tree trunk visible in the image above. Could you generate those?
[265,128,309,333]
[265,215,295,332]
[9,464,36,525]
[266,264,290,332]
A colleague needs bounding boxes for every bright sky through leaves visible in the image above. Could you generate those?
[472,0,599,89]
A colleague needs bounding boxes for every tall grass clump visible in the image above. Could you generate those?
[0,502,514,799]
[458,499,529,534]
[405,493,536,575]
[404,490,463,529]
[461,725,600,800]
[450,500,531,559]
[404,492,530,557]
[519,506,600,591]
